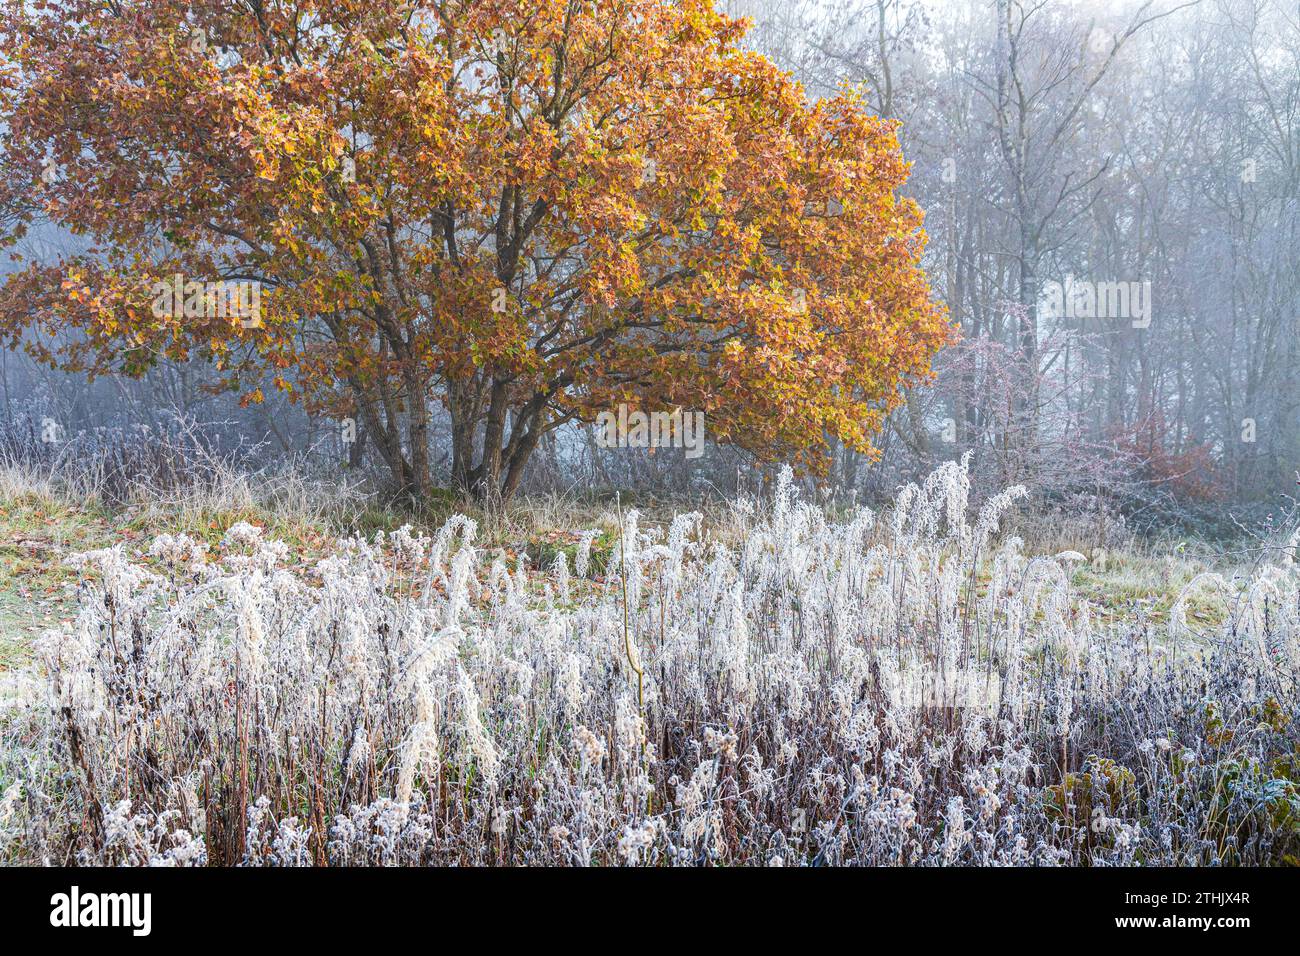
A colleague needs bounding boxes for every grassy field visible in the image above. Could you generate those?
[0,469,1239,677]
[0,467,624,674]
[2,458,1293,867]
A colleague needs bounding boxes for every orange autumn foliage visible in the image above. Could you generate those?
[0,0,951,499]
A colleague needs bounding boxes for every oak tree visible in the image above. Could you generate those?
[0,0,951,501]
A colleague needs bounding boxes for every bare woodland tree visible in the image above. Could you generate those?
[736,0,1299,522]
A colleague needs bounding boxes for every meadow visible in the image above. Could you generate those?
[1,451,1296,866]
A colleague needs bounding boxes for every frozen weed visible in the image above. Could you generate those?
[1,458,1297,865]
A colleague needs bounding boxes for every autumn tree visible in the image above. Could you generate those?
[0,0,949,502]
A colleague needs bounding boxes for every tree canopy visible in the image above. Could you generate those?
[0,0,950,500]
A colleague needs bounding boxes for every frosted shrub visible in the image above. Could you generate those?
[2,456,1297,865]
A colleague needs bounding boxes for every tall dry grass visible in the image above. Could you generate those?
[1,456,1297,865]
